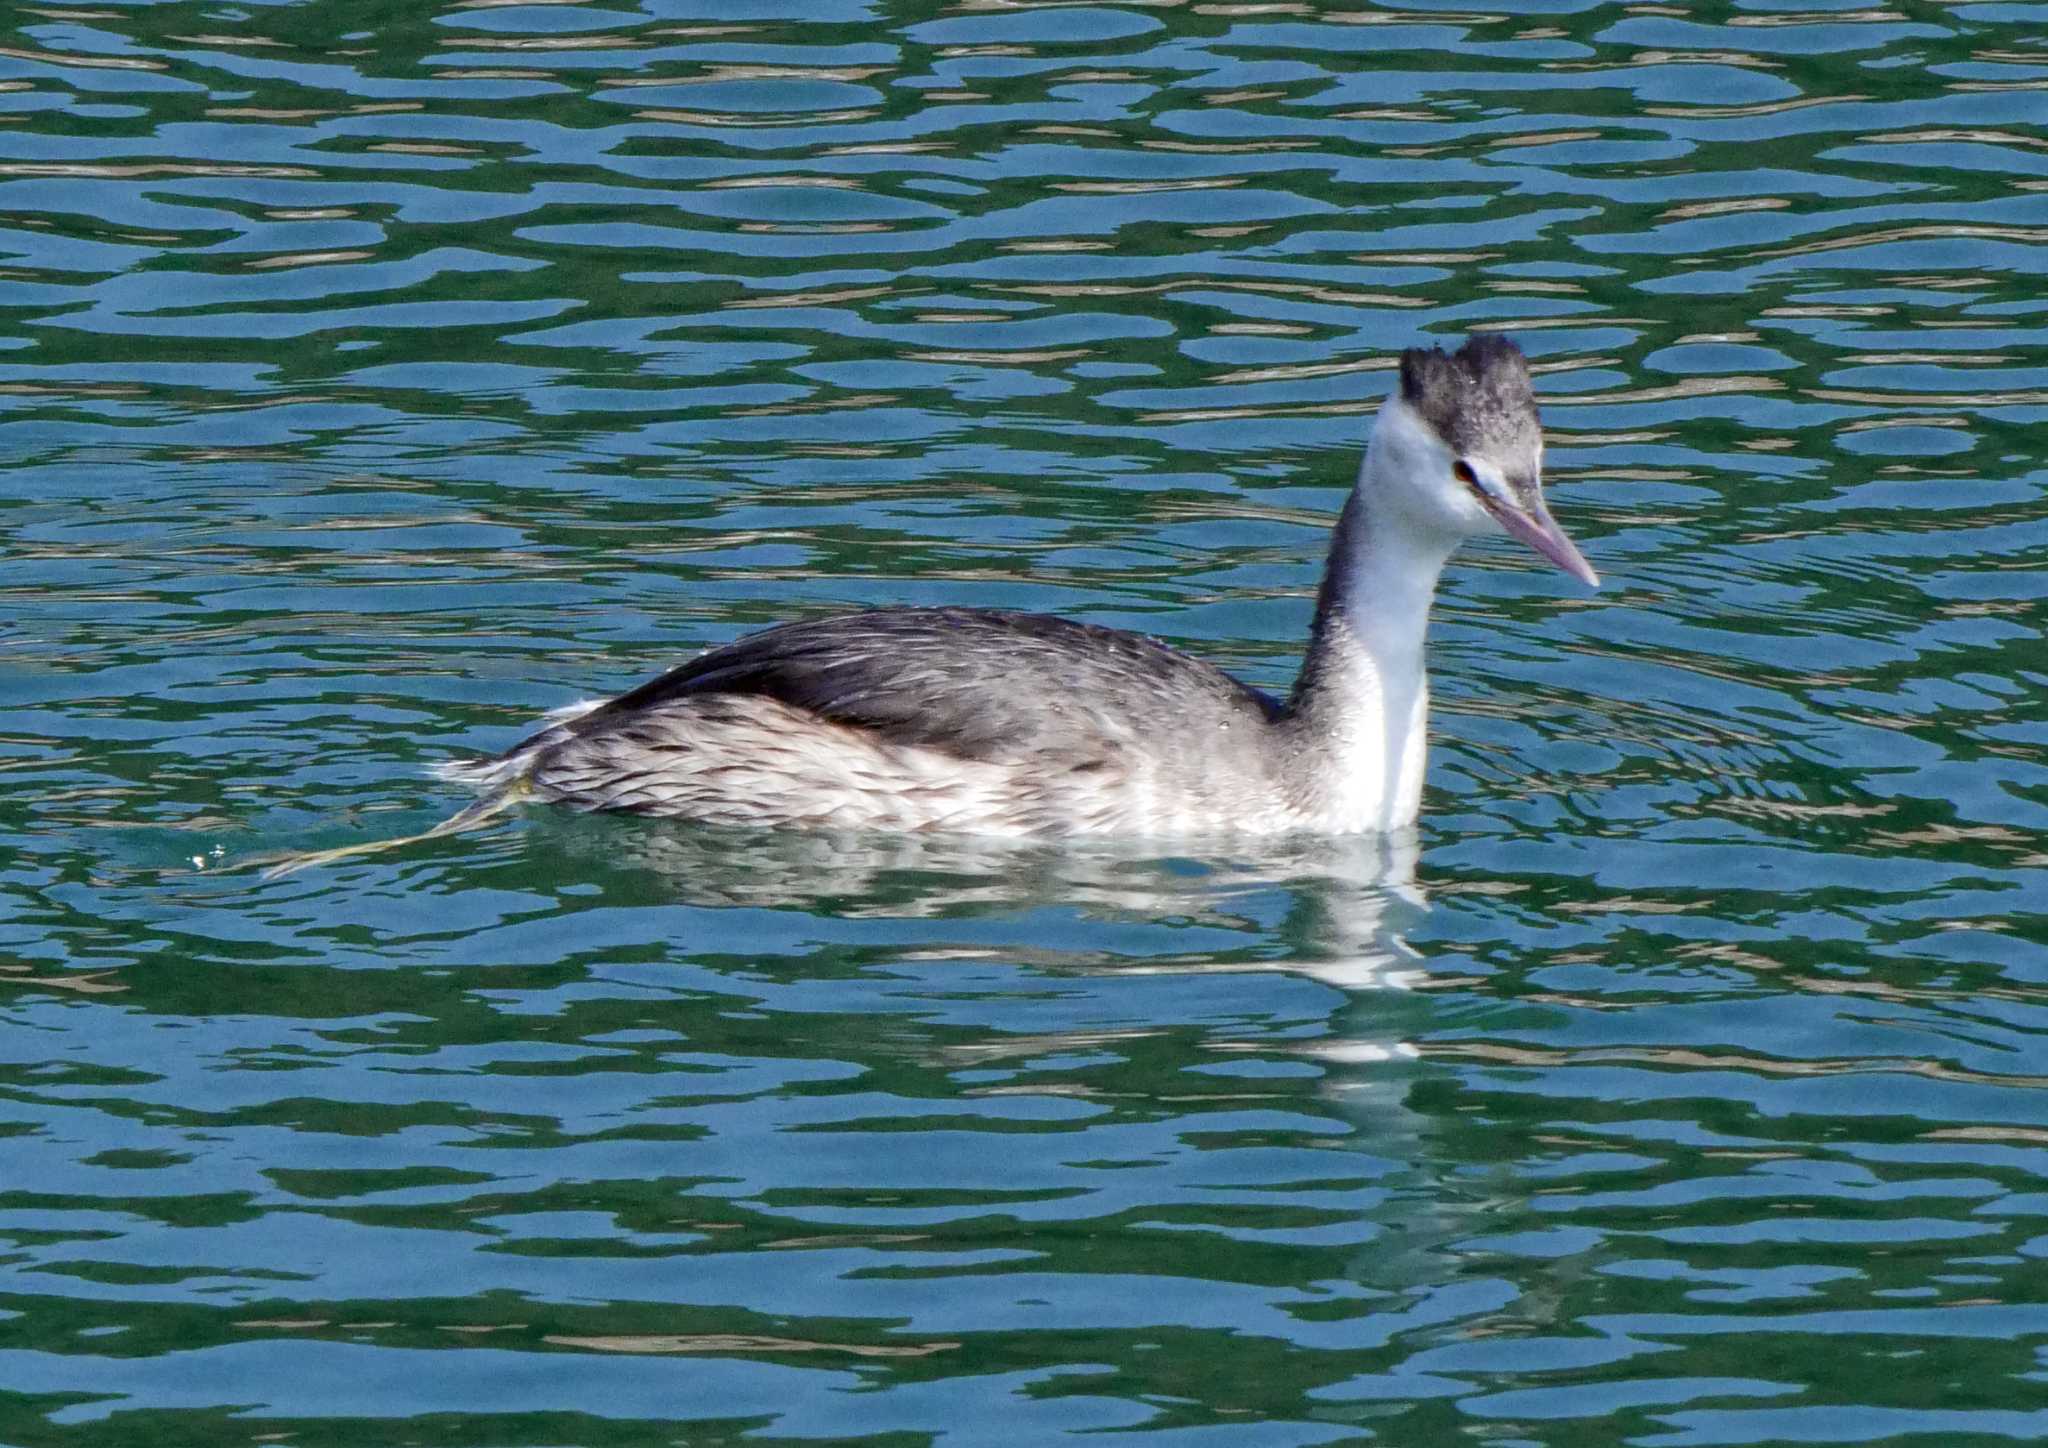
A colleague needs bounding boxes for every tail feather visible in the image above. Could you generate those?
[255,703,594,879]
[253,779,531,880]
[430,751,534,791]
[430,701,595,790]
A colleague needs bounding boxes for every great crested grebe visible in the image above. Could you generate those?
[263,335,1595,876]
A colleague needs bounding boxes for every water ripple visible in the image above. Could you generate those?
[4,1,2047,1444]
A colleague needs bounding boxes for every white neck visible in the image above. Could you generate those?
[1283,401,1460,831]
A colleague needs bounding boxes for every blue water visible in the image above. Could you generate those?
[5,2,2048,1444]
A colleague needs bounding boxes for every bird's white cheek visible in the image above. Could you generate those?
[1439,485,1496,537]
[1397,479,1491,542]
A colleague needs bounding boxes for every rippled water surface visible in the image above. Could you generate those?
[6,1,2048,1443]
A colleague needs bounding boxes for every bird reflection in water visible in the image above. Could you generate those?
[521,811,1432,1000]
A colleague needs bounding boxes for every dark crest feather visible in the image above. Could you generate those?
[1396,335,1538,464]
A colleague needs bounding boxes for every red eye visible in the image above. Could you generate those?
[1452,460,1478,486]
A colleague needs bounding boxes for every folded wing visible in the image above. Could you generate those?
[535,606,1281,765]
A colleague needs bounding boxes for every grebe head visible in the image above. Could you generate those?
[1366,334,1598,588]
